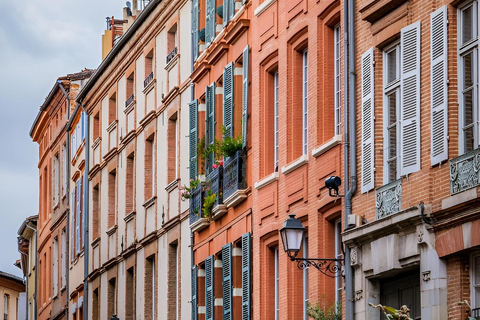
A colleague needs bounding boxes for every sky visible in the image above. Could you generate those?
[0,0,124,277]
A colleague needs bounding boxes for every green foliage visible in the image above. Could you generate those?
[202,190,217,218]
[220,135,243,158]
[307,301,341,320]
[181,179,201,201]
[197,137,206,174]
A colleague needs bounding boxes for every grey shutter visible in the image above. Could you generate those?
[205,0,216,46]
[192,0,199,60]
[431,6,448,165]
[189,100,199,180]
[223,63,234,139]
[361,48,374,193]
[206,84,216,172]
[241,233,251,320]
[76,180,81,255]
[242,45,249,148]
[205,255,214,320]
[192,265,198,320]
[224,0,235,25]
[400,21,421,175]
[222,244,232,320]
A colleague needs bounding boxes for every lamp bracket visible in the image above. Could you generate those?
[292,258,344,278]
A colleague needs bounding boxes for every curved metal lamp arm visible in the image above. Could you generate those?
[292,258,344,278]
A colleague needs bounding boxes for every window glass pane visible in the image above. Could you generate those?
[388,160,397,183]
[464,90,474,127]
[464,126,474,152]
[463,52,474,88]
[475,256,480,284]
[387,49,398,84]
[388,93,397,126]
[462,5,474,45]
[476,287,480,308]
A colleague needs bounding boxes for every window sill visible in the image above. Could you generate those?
[106,225,117,236]
[143,78,156,95]
[165,179,179,192]
[165,53,180,71]
[124,99,136,114]
[281,154,309,175]
[254,172,279,190]
[124,211,136,223]
[143,196,157,209]
[311,135,342,158]
[106,120,118,133]
[254,0,277,16]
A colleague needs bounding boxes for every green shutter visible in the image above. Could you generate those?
[223,63,234,139]
[189,100,199,180]
[222,244,233,320]
[192,265,198,320]
[205,0,216,46]
[242,46,249,148]
[205,255,214,320]
[192,0,199,60]
[241,233,251,320]
[206,84,215,173]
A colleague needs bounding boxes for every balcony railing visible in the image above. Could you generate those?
[189,184,204,225]
[125,93,134,108]
[375,179,402,219]
[450,147,480,195]
[223,150,247,201]
[166,47,178,64]
[205,166,223,208]
[144,71,154,88]
[472,308,480,319]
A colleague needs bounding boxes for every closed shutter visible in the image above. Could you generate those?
[242,45,249,148]
[400,21,421,175]
[205,255,214,320]
[192,0,199,60]
[192,265,198,320]
[206,84,216,172]
[205,0,216,46]
[431,6,448,165]
[223,0,235,25]
[361,48,375,193]
[224,63,234,139]
[75,180,81,255]
[222,244,232,320]
[241,233,251,320]
[189,100,199,180]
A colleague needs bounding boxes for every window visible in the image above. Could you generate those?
[108,278,117,319]
[335,219,342,307]
[92,184,101,240]
[92,289,100,320]
[125,268,135,320]
[168,243,178,320]
[168,114,178,183]
[72,177,84,257]
[61,229,66,289]
[145,136,155,200]
[126,73,135,106]
[274,246,279,320]
[458,0,478,154]
[53,237,58,295]
[62,143,67,196]
[189,100,199,180]
[145,50,154,88]
[302,49,309,155]
[472,254,480,309]
[109,93,117,124]
[93,112,100,141]
[334,25,341,135]
[4,294,8,320]
[145,256,156,320]
[108,170,117,229]
[274,71,279,171]
[167,24,178,64]
[126,153,135,213]
[383,42,401,184]
[303,237,309,320]
[205,83,216,173]
[53,154,59,206]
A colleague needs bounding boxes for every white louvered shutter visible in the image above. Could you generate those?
[192,0,199,60]
[361,48,375,193]
[206,84,215,172]
[242,45,249,148]
[242,233,251,320]
[189,100,199,180]
[431,6,448,165]
[223,63,234,139]
[205,255,214,320]
[400,21,421,175]
[222,244,233,320]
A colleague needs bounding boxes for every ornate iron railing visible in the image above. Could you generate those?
[144,71,154,88]
[375,179,402,219]
[472,308,480,319]
[223,150,246,200]
[125,93,134,108]
[166,47,178,64]
[189,184,204,225]
[204,166,223,207]
[450,148,480,195]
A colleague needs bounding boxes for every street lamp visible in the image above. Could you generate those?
[280,214,344,278]
[110,315,119,320]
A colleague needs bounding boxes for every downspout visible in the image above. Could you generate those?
[58,81,70,320]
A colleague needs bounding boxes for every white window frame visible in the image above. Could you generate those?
[302,49,309,155]
[458,0,479,155]
[383,42,401,184]
[274,246,279,320]
[303,237,309,320]
[274,71,279,172]
[334,24,342,135]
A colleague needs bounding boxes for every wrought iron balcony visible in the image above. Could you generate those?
[450,148,480,195]
[166,47,178,64]
[205,166,223,207]
[189,183,204,225]
[472,308,480,319]
[125,93,134,108]
[223,150,247,203]
[375,179,402,219]
[144,71,154,88]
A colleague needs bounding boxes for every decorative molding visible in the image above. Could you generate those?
[376,179,402,219]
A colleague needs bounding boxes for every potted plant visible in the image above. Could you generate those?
[202,190,217,218]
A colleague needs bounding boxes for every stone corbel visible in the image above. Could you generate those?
[351,246,361,267]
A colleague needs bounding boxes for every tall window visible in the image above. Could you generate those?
[303,237,309,320]
[4,294,8,320]
[334,25,341,135]
[274,246,279,320]
[108,278,117,318]
[472,254,480,309]
[168,115,178,183]
[458,0,478,154]
[383,42,400,184]
[126,153,135,213]
[53,154,59,206]
[274,71,279,172]
[62,143,67,196]
[302,50,309,155]
[61,229,66,289]
[125,268,135,320]
[109,93,117,124]
[53,237,58,295]
[108,170,117,228]
[145,256,156,320]
[168,244,178,320]
[145,136,155,200]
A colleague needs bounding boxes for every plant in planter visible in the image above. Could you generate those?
[202,190,217,218]
[307,301,341,320]
[180,179,200,201]
[219,126,243,158]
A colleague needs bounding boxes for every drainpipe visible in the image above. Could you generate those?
[58,81,70,320]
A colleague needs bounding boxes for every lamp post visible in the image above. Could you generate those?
[280,214,344,278]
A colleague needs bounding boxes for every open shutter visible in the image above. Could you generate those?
[75,180,81,255]
[400,21,421,175]
[71,190,75,259]
[192,0,199,60]
[205,0,216,46]
[224,0,235,25]
[361,48,374,193]
[206,84,215,172]
[189,100,199,180]
[205,255,214,320]
[222,244,233,320]
[242,45,249,148]
[223,63,234,139]
[192,265,198,320]
[241,233,251,320]
[431,6,448,165]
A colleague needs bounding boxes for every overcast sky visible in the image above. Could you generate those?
[0,0,124,277]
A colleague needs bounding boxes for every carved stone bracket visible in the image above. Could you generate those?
[376,179,402,219]
[422,271,431,282]
[355,290,363,300]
